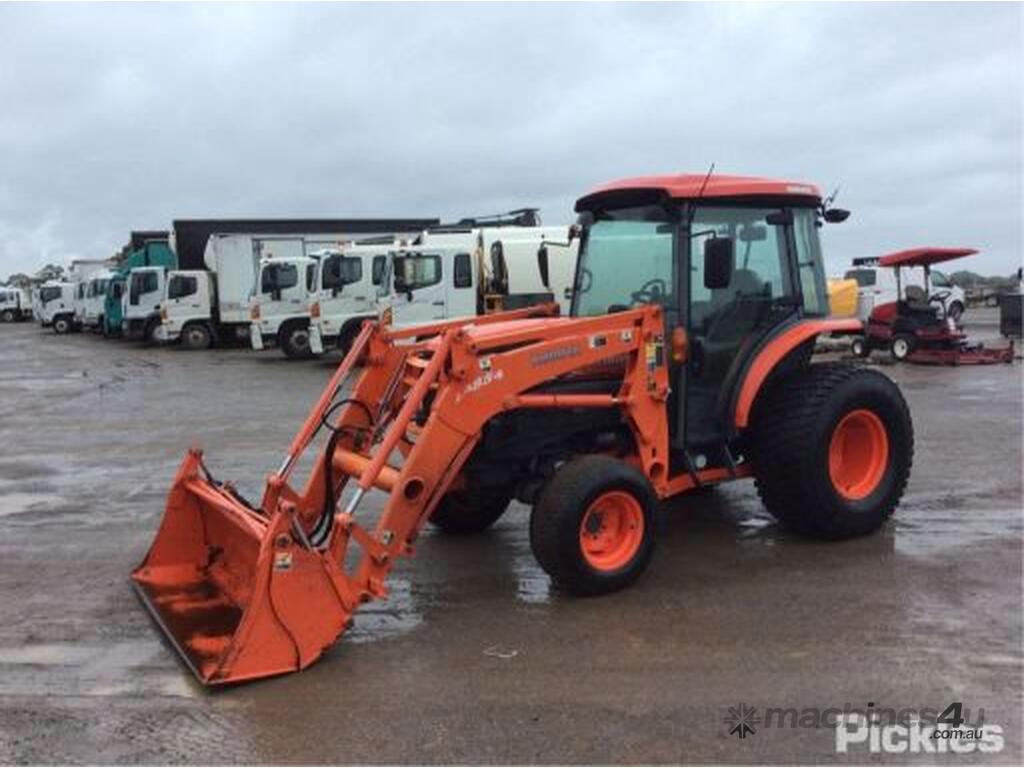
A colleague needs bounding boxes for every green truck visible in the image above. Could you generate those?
[103,240,176,336]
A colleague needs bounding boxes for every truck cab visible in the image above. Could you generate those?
[0,287,32,322]
[154,270,217,349]
[307,245,389,356]
[249,254,322,358]
[123,266,167,341]
[37,281,77,333]
[384,225,577,328]
[82,270,115,330]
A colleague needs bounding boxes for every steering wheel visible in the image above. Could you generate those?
[630,278,668,305]
[929,290,951,313]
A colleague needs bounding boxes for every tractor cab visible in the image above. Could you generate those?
[852,247,1014,364]
[568,175,840,459]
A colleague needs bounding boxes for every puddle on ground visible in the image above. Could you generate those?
[0,639,197,698]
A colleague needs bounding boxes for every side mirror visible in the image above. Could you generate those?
[537,245,550,289]
[567,224,581,242]
[703,238,734,290]
[823,208,850,223]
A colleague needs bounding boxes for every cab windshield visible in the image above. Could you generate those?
[572,205,677,317]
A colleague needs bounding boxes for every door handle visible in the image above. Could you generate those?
[432,301,445,306]
[354,296,366,301]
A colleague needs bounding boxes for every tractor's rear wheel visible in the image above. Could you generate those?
[751,362,913,540]
[430,486,513,534]
[530,455,657,595]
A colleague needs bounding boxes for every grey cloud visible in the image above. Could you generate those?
[0,2,1020,277]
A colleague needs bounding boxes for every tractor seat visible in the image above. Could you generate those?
[903,285,933,313]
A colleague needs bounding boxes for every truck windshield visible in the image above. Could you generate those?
[844,268,877,287]
[572,206,676,317]
[130,271,159,304]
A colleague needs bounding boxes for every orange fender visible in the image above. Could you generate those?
[733,318,862,429]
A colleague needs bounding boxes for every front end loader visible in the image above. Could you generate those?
[133,174,915,685]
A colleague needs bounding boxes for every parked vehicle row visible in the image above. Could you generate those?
[20,213,581,364]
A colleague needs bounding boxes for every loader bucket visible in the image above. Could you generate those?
[131,450,356,685]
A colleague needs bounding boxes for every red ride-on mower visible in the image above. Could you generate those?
[851,247,1014,365]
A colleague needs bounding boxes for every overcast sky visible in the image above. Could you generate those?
[1,2,1021,279]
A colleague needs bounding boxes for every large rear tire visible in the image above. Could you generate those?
[751,362,913,540]
[430,486,513,535]
[530,455,657,596]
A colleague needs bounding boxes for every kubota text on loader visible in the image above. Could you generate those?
[133,173,914,684]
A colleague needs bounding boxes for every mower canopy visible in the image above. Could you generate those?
[877,247,977,268]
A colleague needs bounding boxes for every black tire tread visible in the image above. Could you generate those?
[751,361,913,539]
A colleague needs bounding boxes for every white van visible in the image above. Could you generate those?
[844,258,966,321]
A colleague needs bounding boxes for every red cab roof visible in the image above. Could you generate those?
[577,173,822,210]
[878,247,978,268]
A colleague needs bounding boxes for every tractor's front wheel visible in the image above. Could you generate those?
[530,455,657,595]
[430,486,513,534]
[752,362,913,540]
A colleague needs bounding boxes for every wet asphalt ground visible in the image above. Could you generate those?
[0,311,1020,765]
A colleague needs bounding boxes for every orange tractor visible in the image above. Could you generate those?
[133,174,914,685]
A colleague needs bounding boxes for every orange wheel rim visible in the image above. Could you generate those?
[828,409,890,500]
[579,491,644,571]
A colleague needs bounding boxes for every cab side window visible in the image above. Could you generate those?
[372,255,386,285]
[168,275,198,300]
[453,253,472,289]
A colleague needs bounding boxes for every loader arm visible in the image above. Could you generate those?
[132,304,670,685]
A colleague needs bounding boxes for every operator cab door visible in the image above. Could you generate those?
[390,251,447,325]
[684,206,816,453]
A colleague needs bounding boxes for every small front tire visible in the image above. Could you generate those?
[851,337,869,358]
[890,334,914,361]
[530,455,657,596]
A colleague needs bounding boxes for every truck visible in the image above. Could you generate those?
[158,218,437,350]
[103,239,177,337]
[35,281,78,333]
[250,229,430,358]
[0,287,33,322]
[66,259,111,331]
[307,222,579,356]
[81,269,117,331]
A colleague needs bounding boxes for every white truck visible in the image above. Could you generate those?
[308,225,579,355]
[157,233,344,349]
[0,287,33,322]
[36,281,78,333]
[122,265,170,341]
[81,269,116,330]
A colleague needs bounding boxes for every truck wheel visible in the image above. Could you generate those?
[0,309,13,323]
[53,315,72,334]
[530,455,657,596]
[181,322,212,350]
[430,486,513,535]
[890,334,914,361]
[281,324,313,359]
[143,318,159,344]
[751,362,913,540]
[337,325,361,356]
[850,337,869,358]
